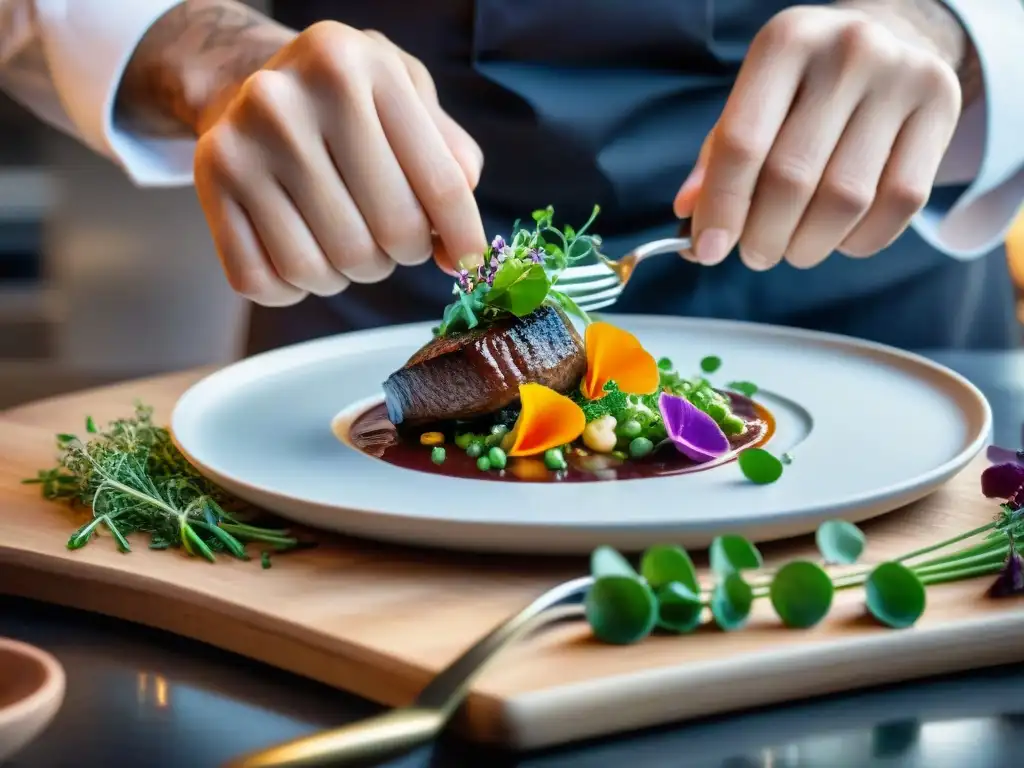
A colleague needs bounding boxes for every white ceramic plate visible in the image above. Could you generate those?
[171,316,991,554]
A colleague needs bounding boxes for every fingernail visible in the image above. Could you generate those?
[695,228,731,265]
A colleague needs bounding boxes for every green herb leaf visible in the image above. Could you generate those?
[590,545,637,578]
[738,448,784,484]
[657,357,673,371]
[584,575,658,645]
[700,355,722,373]
[725,381,758,397]
[656,582,704,633]
[865,562,926,628]
[769,561,834,628]
[640,544,699,592]
[485,260,550,316]
[709,534,763,576]
[816,520,866,565]
[710,572,754,631]
[85,416,98,434]
[547,289,591,325]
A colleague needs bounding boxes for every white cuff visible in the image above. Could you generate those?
[34,0,194,187]
[912,0,1024,259]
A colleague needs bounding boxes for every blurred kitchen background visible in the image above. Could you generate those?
[0,0,1021,410]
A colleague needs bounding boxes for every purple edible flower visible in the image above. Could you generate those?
[658,391,730,463]
[457,268,471,291]
[988,535,1024,598]
[491,235,506,252]
[529,248,544,263]
[981,444,1024,506]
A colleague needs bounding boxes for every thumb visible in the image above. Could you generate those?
[673,126,714,219]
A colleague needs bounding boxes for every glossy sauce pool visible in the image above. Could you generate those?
[348,392,775,483]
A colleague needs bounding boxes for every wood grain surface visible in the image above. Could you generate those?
[1,371,1022,749]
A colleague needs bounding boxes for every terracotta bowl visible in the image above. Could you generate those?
[0,638,65,763]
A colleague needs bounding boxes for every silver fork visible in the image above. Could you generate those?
[223,577,591,768]
[556,219,693,313]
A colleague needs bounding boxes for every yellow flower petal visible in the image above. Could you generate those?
[582,322,660,400]
[505,383,586,457]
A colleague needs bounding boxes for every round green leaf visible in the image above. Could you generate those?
[737,448,784,484]
[700,355,722,373]
[769,561,834,628]
[710,573,754,631]
[709,535,763,576]
[585,575,658,645]
[816,520,866,565]
[641,544,698,592]
[865,562,926,629]
[656,582,704,634]
[590,546,636,578]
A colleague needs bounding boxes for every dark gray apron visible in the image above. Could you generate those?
[251,0,1018,353]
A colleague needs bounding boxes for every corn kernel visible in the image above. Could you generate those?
[419,431,445,446]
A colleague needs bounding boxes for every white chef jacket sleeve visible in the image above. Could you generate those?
[912,0,1024,259]
[0,0,194,187]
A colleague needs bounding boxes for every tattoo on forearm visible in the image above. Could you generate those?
[116,0,294,137]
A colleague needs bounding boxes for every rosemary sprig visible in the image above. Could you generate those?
[24,403,306,564]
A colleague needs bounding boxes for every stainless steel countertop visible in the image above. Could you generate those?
[3,349,1023,768]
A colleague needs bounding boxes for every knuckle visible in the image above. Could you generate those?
[762,156,816,198]
[837,17,888,61]
[759,9,813,52]
[715,126,766,166]
[819,177,874,216]
[301,21,359,59]
[195,127,240,182]
[879,178,929,214]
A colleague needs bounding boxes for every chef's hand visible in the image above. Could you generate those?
[673,3,965,270]
[193,23,486,306]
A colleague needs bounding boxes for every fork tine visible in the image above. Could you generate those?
[554,275,622,296]
[574,286,624,312]
[575,295,620,312]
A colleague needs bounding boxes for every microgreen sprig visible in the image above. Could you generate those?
[435,205,602,337]
[585,513,1024,644]
[24,404,308,565]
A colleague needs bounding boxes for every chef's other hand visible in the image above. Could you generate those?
[673,4,963,271]
[193,23,486,306]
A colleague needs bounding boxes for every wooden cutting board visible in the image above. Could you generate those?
[1,371,1022,750]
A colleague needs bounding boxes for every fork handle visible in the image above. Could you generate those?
[224,708,444,768]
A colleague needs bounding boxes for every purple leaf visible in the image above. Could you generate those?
[981,463,1024,499]
[988,550,1024,598]
[986,445,1021,465]
[658,391,730,464]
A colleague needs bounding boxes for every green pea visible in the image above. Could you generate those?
[611,450,628,461]
[476,456,492,471]
[629,437,654,458]
[430,446,446,465]
[485,425,508,447]
[706,401,728,423]
[490,424,509,436]
[721,414,746,436]
[487,446,507,470]
[454,433,474,450]
[618,419,642,439]
[544,448,567,471]
[466,441,484,458]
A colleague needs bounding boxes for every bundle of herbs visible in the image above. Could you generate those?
[24,403,306,567]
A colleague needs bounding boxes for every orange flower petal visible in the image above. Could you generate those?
[582,322,660,400]
[505,383,586,457]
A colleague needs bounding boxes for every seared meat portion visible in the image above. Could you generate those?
[383,306,586,427]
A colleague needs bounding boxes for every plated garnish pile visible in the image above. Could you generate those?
[370,206,780,483]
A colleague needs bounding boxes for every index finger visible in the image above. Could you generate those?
[691,23,812,264]
[374,65,487,268]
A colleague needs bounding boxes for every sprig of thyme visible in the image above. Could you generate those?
[24,403,306,565]
[435,205,602,336]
